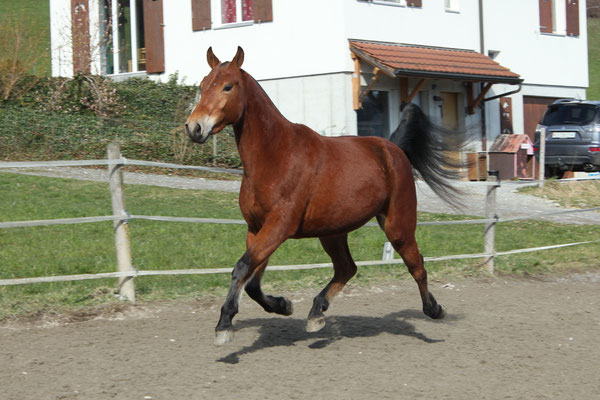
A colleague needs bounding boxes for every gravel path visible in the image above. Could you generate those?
[5,167,599,225]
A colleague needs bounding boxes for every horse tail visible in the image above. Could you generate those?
[389,103,469,206]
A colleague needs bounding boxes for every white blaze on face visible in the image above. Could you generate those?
[186,112,218,144]
[197,114,217,143]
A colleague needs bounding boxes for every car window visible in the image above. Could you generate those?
[542,105,599,126]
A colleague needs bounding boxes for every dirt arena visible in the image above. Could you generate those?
[1,275,599,400]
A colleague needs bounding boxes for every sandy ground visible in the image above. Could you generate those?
[1,275,599,400]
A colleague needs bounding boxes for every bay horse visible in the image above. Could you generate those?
[186,47,463,346]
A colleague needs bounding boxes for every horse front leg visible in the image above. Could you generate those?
[242,231,293,316]
[213,218,296,346]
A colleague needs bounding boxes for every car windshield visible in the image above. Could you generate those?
[542,104,599,126]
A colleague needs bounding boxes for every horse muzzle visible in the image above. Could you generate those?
[185,122,212,144]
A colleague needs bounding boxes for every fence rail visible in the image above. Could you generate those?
[1,144,599,301]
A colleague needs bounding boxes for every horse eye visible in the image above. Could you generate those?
[223,84,233,92]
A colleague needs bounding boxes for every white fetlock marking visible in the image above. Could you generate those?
[213,330,234,346]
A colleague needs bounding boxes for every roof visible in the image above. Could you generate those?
[349,39,522,84]
[489,134,533,153]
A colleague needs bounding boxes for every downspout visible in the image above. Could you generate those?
[479,0,485,54]
[479,0,487,152]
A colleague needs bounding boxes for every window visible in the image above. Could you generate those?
[100,0,146,74]
[539,0,579,36]
[192,0,272,31]
[220,0,254,24]
[444,0,459,12]
[374,0,406,6]
[365,0,422,7]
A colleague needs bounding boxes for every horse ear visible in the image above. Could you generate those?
[207,47,221,68]
[231,46,244,69]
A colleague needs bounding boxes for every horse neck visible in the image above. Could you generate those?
[233,72,291,172]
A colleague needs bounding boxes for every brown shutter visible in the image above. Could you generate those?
[143,0,165,74]
[566,0,580,36]
[407,0,422,7]
[254,0,273,23]
[500,97,513,135]
[191,0,211,31]
[539,0,553,33]
[71,0,91,74]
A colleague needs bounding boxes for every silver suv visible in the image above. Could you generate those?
[534,99,600,177]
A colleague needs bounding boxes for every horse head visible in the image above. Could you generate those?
[185,46,246,144]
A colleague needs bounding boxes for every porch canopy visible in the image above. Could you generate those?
[349,39,522,113]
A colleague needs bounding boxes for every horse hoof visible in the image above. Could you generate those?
[213,329,234,346]
[280,297,294,316]
[306,317,326,332]
[431,305,446,319]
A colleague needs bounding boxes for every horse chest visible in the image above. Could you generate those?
[239,180,280,229]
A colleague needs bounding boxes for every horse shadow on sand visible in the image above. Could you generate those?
[217,309,462,364]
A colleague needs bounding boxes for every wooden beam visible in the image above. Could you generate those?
[357,67,381,109]
[399,77,409,105]
[352,53,361,110]
[469,82,493,114]
[403,78,426,108]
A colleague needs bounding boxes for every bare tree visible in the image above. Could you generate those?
[0,11,47,100]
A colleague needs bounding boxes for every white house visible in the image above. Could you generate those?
[50,0,588,159]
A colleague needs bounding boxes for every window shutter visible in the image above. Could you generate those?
[191,0,211,31]
[539,0,553,33]
[500,97,513,135]
[253,0,273,23]
[566,0,579,36]
[143,0,165,74]
[407,0,422,7]
[71,0,91,74]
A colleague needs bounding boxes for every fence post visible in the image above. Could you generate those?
[107,142,136,303]
[484,172,499,276]
[212,135,218,160]
[538,127,546,189]
[382,242,394,261]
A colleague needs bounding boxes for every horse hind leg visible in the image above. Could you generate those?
[244,260,294,316]
[307,234,357,332]
[381,217,445,319]
[401,241,446,319]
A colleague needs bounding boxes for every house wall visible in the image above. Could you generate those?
[49,0,73,77]
[164,0,351,83]
[49,0,589,144]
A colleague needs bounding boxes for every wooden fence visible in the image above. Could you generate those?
[1,142,599,303]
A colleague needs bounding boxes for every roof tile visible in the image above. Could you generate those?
[349,39,521,82]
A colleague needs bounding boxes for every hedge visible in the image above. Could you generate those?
[0,74,241,168]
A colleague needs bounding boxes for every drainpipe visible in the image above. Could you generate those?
[479,0,485,54]
[479,0,487,152]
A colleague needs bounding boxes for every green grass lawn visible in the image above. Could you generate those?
[1,172,599,319]
[588,18,600,100]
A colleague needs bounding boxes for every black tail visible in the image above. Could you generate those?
[389,103,470,206]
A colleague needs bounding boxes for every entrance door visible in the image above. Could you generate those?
[441,92,458,130]
[441,92,460,169]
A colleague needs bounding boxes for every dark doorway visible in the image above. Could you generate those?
[357,90,390,138]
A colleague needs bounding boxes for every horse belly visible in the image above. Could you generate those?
[295,179,387,238]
